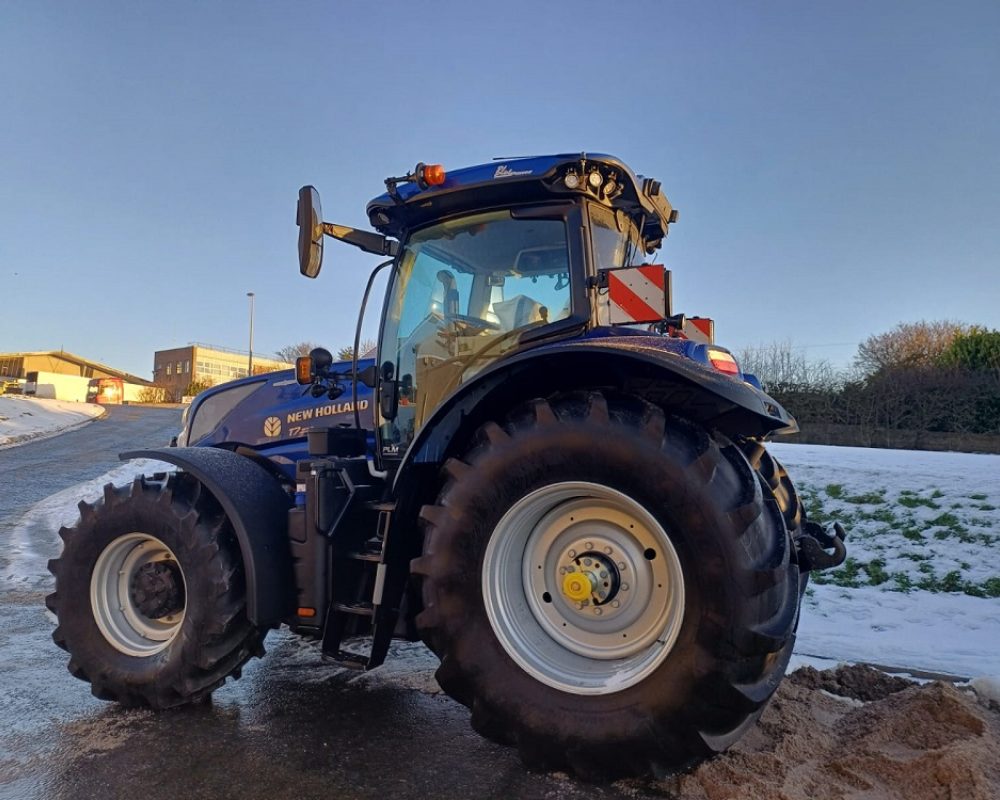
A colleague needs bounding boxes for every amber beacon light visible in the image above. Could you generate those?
[421,163,446,186]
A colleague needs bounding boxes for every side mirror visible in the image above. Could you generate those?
[297,186,324,278]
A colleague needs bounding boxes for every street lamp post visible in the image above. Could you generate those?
[247,292,255,376]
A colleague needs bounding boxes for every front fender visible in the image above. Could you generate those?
[121,446,294,626]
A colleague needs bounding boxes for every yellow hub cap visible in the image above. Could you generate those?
[562,570,597,602]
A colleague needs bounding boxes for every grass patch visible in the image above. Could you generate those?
[968,493,988,501]
[931,489,944,499]
[898,494,940,509]
[843,490,887,505]
[901,526,925,542]
[978,504,996,512]
[824,483,845,499]
[930,512,962,528]
[855,506,899,524]
[863,558,890,586]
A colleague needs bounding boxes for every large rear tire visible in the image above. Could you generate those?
[413,391,801,779]
[46,472,265,708]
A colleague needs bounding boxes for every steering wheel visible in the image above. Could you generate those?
[445,314,501,335]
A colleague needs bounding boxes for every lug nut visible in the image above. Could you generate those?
[611,600,620,608]
[584,558,592,566]
[585,542,593,550]
[604,546,613,554]
[618,561,626,570]
[600,570,608,579]
[622,583,630,591]
[568,549,577,558]
[594,607,603,616]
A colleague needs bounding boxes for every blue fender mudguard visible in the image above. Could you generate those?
[121,446,294,626]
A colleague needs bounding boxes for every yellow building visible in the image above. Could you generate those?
[0,350,150,384]
[153,343,292,401]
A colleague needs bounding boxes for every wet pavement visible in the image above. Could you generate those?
[0,407,670,799]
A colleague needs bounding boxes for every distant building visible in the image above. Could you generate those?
[0,350,155,402]
[153,343,292,401]
[0,350,151,384]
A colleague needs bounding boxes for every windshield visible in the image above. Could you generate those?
[379,210,571,453]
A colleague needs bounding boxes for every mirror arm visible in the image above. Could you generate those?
[322,223,399,257]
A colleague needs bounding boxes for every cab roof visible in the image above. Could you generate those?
[365,153,677,249]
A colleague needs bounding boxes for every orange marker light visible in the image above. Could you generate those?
[295,356,313,385]
[423,163,446,186]
[297,607,316,618]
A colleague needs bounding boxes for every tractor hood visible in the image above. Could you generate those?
[180,359,376,451]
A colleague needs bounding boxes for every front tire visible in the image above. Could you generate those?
[46,472,265,708]
[413,391,800,779]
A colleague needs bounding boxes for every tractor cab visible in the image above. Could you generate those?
[297,154,692,461]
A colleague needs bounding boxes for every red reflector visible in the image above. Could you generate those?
[423,164,446,186]
[708,350,739,375]
[297,607,316,618]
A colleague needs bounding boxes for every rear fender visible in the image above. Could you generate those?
[121,446,294,626]
[393,339,797,494]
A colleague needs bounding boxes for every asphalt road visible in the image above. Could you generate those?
[0,407,673,800]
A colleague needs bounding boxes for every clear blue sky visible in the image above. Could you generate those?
[2,0,998,379]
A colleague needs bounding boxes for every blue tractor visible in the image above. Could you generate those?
[48,154,846,779]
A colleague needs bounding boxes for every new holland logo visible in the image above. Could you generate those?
[263,416,282,437]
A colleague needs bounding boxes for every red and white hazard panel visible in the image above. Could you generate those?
[606,265,669,325]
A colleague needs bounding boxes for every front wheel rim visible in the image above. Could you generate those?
[90,533,187,657]
[482,482,685,695]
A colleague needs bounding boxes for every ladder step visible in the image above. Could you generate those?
[322,650,369,670]
[364,500,396,512]
[332,601,375,617]
[344,550,382,562]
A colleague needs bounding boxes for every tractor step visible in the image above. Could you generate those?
[344,550,382,562]
[332,601,375,617]
[322,649,369,670]
[320,502,398,670]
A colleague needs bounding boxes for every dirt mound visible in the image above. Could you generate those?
[655,666,1000,800]
[787,663,914,701]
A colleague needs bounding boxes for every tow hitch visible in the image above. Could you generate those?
[797,521,848,571]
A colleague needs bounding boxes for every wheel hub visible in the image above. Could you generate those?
[559,550,620,605]
[130,561,185,619]
[90,533,187,657]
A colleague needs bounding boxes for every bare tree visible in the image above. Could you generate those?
[336,339,377,362]
[736,340,839,394]
[854,320,969,377]
[275,342,321,363]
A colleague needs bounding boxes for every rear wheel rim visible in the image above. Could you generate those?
[90,533,187,657]
[482,482,685,695]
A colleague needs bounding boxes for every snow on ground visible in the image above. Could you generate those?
[0,396,104,449]
[6,459,174,588]
[771,441,1000,678]
[7,440,999,680]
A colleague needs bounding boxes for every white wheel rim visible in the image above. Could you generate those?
[482,482,685,695]
[90,533,186,657]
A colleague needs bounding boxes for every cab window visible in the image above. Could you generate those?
[379,210,570,452]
